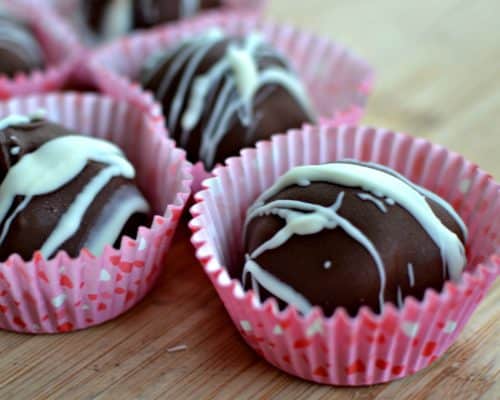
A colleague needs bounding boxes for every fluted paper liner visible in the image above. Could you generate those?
[0,93,192,334]
[189,125,499,385]
[0,1,81,99]
[88,12,374,189]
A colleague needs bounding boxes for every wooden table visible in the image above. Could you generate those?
[1,1,498,399]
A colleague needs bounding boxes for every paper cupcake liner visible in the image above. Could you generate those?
[88,12,374,186]
[189,124,499,385]
[0,93,192,334]
[0,1,81,99]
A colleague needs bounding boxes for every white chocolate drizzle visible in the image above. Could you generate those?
[407,262,415,287]
[243,162,467,314]
[0,115,150,258]
[84,185,150,255]
[0,109,45,130]
[143,29,315,168]
[357,193,387,213]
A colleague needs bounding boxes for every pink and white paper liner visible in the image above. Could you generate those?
[0,1,81,99]
[88,12,374,188]
[189,124,499,385]
[0,93,192,334]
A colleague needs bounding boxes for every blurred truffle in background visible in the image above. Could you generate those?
[82,0,223,40]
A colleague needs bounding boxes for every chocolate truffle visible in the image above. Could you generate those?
[82,0,222,39]
[243,161,467,316]
[0,113,151,261]
[0,13,45,78]
[141,29,315,169]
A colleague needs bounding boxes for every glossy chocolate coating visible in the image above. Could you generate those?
[0,14,45,78]
[141,35,314,169]
[0,119,150,261]
[243,163,466,316]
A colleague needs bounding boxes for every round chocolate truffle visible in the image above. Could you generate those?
[0,113,151,261]
[82,0,222,39]
[141,29,315,169]
[243,161,467,316]
[0,14,45,78]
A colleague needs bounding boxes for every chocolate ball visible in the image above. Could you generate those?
[141,30,316,169]
[82,0,222,39]
[0,114,151,261]
[0,14,45,78]
[243,161,467,316]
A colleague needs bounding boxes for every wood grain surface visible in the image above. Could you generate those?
[0,0,498,399]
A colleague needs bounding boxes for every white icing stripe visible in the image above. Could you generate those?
[0,196,31,245]
[41,165,123,258]
[228,44,260,105]
[84,186,150,256]
[101,0,133,39]
[180,0,200,18]
[244,192,387,312]
[169,32,224,134]
[252,163,466,282]
[357,193,387,213]
[349,160,468,240]
[199,89,240,167]
[244,258,313,314]
[0,110,46,130]
[181,56,229,132]
[257,67,315,120]
[0,114,32,130]
[407,262,415,287]
[248,195,344,258]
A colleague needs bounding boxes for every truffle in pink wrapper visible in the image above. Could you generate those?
[0,1,81,99]
[0,93,192,334]
[189,124,499,385]
[88,12,374,189]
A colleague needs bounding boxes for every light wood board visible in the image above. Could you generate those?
[0,0,498,399]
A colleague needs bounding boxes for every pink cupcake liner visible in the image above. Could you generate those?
[0,93,192,334]
[189,124,499,385]
[88,12,374,188]
[0,1,81,99]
